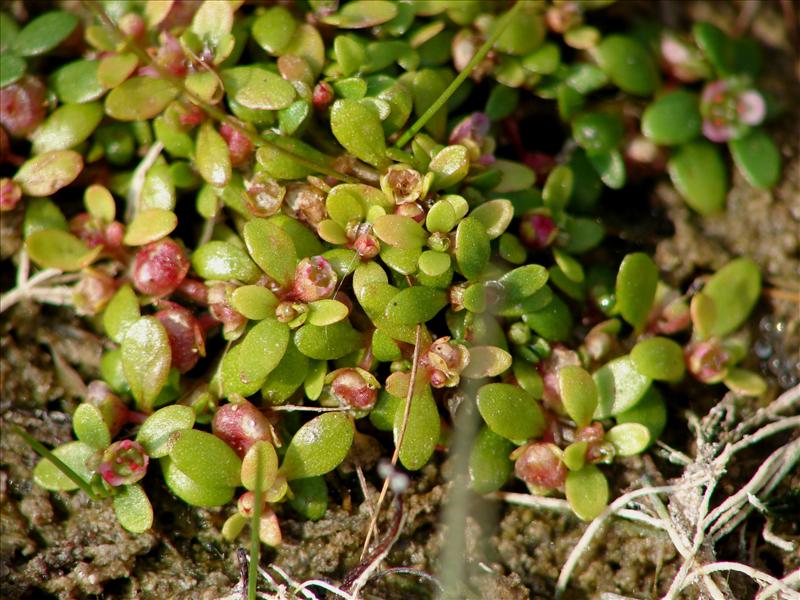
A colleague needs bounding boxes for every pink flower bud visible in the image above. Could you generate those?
[519,213,558,250]
[395,201,425,222]
[86,380,130,437]
[538,345,581,412]
[119,12,145,38]
[0,178,21,211]
[686,340,729,384]
[73,269,117,316]
[424,337,470,388]
[0,76,47,138]
[353,233,380,259]
[212,399,273,458]
[514,442,567,490]
[220,123,254,168]
[330,368,378,410]
[132,238,190,297]
[208,283,247,337]
[98,440,149,487]
[312,81,334,110]
[291,256,337,303]
[154,301,206,373]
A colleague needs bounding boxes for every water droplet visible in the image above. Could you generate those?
[754,339,772,359]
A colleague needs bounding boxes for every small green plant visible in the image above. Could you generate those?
[2,0,779,544]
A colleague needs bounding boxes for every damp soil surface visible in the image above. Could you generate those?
[1,2,798,599]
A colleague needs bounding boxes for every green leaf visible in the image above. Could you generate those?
[469,199,514,239]
[105,77,179,121]
[587,149,626,189]
[477,383,545,443]
[572,112,623,154]
[606,423,650,457]
[196,122,231,187]
[563,442,588,471]
[596,34,659,96]
[615,252,658,331]
[543,165,574,211]
[97,52,138,90]
[222,319,290,397]
[231,285,279,321]
[26,229,100,271]
[668,140,728,215]
[308,299,349,326]
[32,102,104,154]
[293,322,363,360]
[279,413,355,480]
[241,441,279,491]
[331,99,389,169]
[373,214,427,248]
[123,208,177,246]
[14,150,83,197]
[191,241,262,283]
[498,265,548,303]
[469,427,515,494]
[729,128,781,190]
[170,429,242,487]
[492,159,536,193]
[462,346,512,379]
[385,287,448,325]
[0,53,26,88]
[455,217,490,280]
[73,403,111,451]
[723,368,767,397]
[242,218,297,286]
[428,145,469,190]
[113,484,154,533]
[121,317,172,413]
[559,366,597,428]
[103,284,140,344]
[485,84,519,121]
[394,379,440,471]
[566,465,609,520]
[221,65,296,110]
[522,294,572,342]
[642,91,701,146]
[325,0,398,29]
[12,11,78,57]
[522,42,561,74]
[593,355,652,418]
[261,341,308,404]
[702,257,761,337]
[493,4,544,55]
[160,457,235,507]
[33,441,95,492]
[252,6,297,55]
[288,477,328,521]
[418,250,451,277]
[136,405,195,458]
[50,59,103,103]
[615,386,666,446]
[84,184,115,222]
[631,337,685,382]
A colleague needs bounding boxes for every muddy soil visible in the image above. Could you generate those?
[1,2,798,599]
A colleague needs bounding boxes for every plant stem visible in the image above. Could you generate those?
[394,0,523,148]
[248,448,263,600]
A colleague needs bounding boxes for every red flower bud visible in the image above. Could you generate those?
[330,368,378,410]
[98,440,149,487]
[514,442,567,490]
[132,238,189,297]
[292,256,337,303]
[86,380,130,437]
[0,178,22,212]
[0,76,47,138]
[519,213,558,250]
[220,123,254,168]
[212,399,273,458]
[686,341,729,384]
[312,81,334,110]
[154,301,206,373]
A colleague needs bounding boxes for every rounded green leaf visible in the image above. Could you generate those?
[26,229,100,271]
[493,5,544,55]
[498,264,549,303]
[588,149,626,189]
[33,441,95,492]
[572,112,624,154]
[606,423,650,457]
[493,159,536,193]
[136,405,196,458]
[196,122,231,187]
[331,99,389,169]
[50,59,103,103]
[12,10,78,56]
[103,284,141,344]
[308,299,349,326]
[429,145,469,190]
[288,477,328,521]
[469,427,515,494]
[616,387,666,445]
[261,341,309,404]
[418,250,451,277]
[97,52,138,90]
[113,483,153,533]
[566,465,609,521]
[122,317,172,412]
[631,337,685,382]
[702,258,761,337]
[456,218,490,280]
[668,140,728,215]
[170,429,242,487]
[279,413,355,480]
[221,65,296,110]
[373,214,427,249]
[231,285,279,321]
[14,150,83,197]
[729,128,781,190]
[563,441,588,472]
[252,6,296,55]
[723,368,767,397]
[123,208,177,246]
[105,77,179,121]
[241,440,279,492]
[394,380,440,471]
[191,241,262,283]
[559,365,597,428]
[596,34,659,96]
[462,346,512,379]
[543,165,574,212]
[385,287,448,325]
[242,218,297,286]
[522,294,572,342]
[73,403,111,451]
[161,457,235,507]
[32,102,104,154]
[642,91,701,146]
[426,199,458,233]
[615,252,658,331]
[84,184,115,222]
[222,319,290,397]
[469,199,514,240]
[325,0,398,29]
[477,383,545,443]
[0,53,25,88]
[593,355,652,418]
[293,322,362,360]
